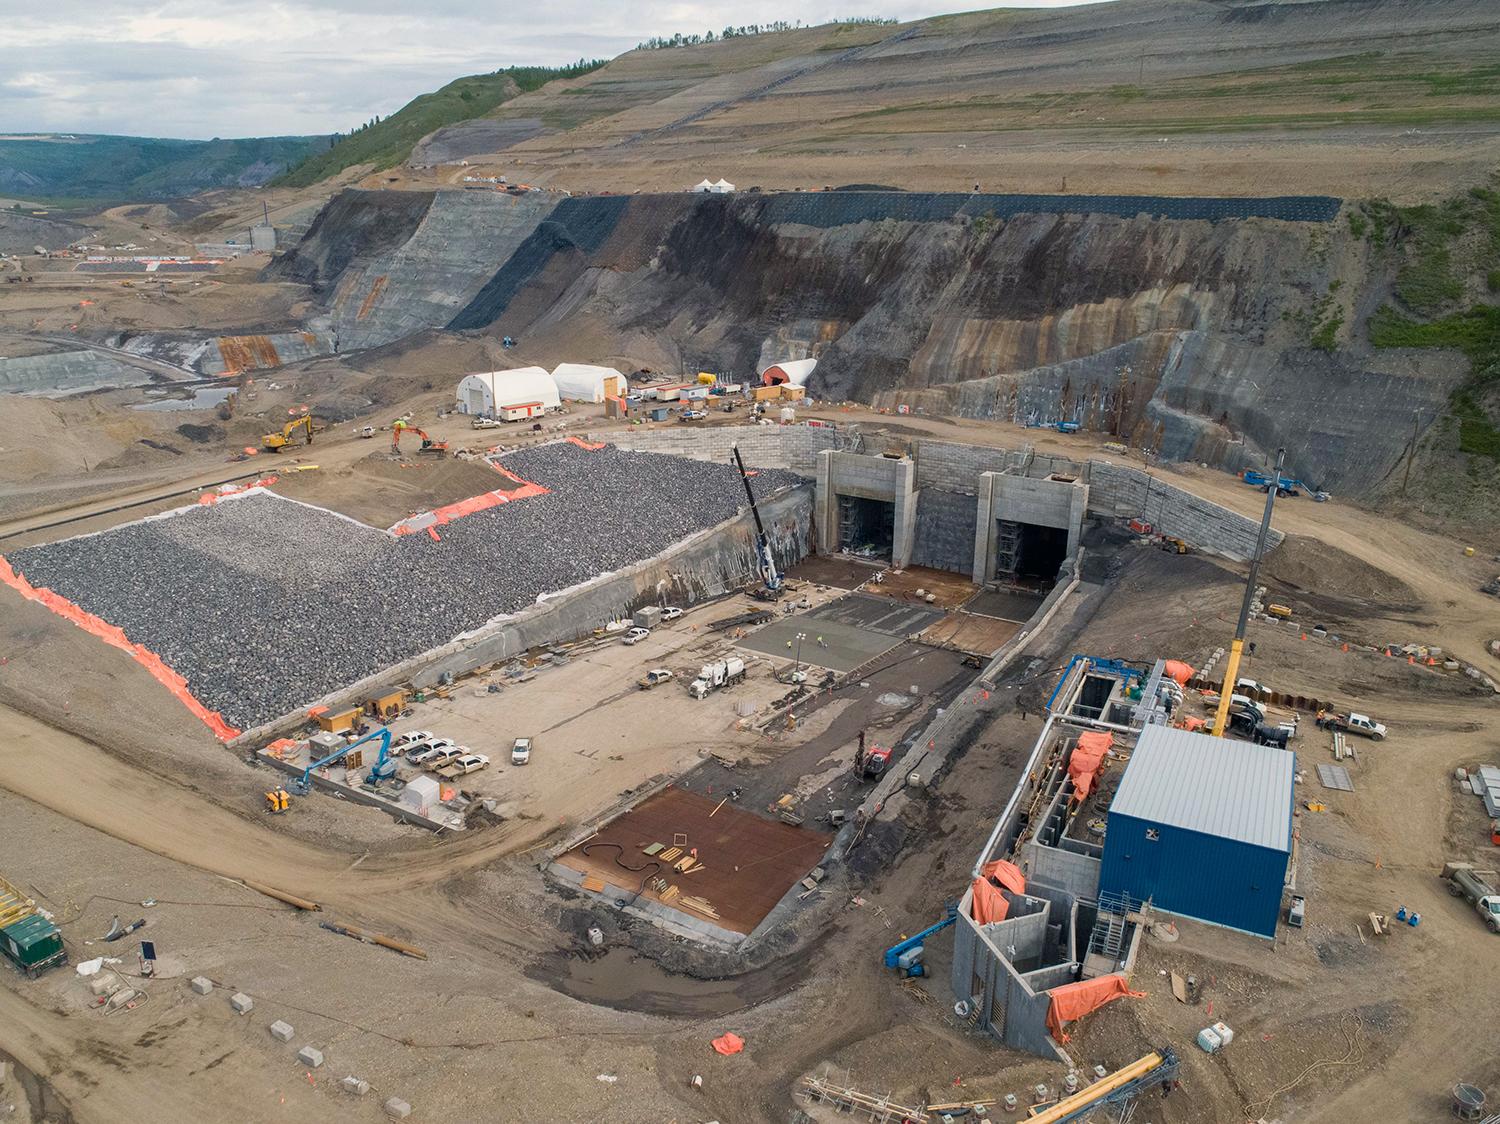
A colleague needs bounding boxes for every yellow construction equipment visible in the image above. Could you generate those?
[263,414,314,452]
[1026,1050,1177,1122]
[264,788,291,814]
[1212,447,1284,739]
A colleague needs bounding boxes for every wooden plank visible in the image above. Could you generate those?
[581,875,606,893]
[1170,971,1188,1003]
[642,842,664,856]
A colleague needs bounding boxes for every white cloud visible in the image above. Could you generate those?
[0,1,1104,137]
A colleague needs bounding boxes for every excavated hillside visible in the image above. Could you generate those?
[271,186,1477,504]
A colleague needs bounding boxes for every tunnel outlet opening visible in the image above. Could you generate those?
[838,495,895,561]
[994,520,1068,584]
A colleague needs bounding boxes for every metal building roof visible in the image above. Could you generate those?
[1108,726,1294,853]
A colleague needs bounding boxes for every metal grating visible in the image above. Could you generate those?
[1316,763,1354,792]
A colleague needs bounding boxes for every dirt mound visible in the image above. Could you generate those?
[268,449,519,528]
[1264,535,1421,613]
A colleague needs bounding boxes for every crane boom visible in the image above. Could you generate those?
[1211,447,1285,738]
[293,726,395,793]
[731,444,781,595]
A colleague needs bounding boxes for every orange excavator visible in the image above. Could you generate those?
[390,419,448,457]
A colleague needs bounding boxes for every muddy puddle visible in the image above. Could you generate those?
[134,386,234,411]
[526,945,813,1018]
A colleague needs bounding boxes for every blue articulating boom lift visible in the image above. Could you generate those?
[289,727,396,796]
[883,905,959,978]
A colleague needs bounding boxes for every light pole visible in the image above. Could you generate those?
[795,631,806,678]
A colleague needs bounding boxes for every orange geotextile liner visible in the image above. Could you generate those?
[1045,974,1146,1043]
[1163,659,1195,685]
[390,460,549,536]
[970,877,1011,924]
[567,436,607,450]
[198,476,278,505]
[1069,730,1113,801]
[981,859,1027,896]
[0,556,240,741]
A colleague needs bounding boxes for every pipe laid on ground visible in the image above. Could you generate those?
[240,879,321,912]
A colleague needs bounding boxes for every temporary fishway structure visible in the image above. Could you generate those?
[455,367,559,416]
[760,358,817,386]
[551,363,628,403]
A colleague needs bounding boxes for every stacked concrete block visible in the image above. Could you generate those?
[385,1096,413,1118]
[341,1076,371,1096]
[913,439,1014,494]
[296,1046,325,1068]
[229,993,254,1014]
[269,1020,294,1042]
[600,424,839,472]
[190,977,214,995]
[1087,462,1282,561]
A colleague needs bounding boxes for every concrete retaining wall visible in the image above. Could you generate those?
[914,439,1013,494]
[1022,839,1103,899]
[594,424,838,473]
[1087,461,1281,560]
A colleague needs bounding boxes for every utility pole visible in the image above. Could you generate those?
[1211,448,1284,739]
[1401,410,1420,496]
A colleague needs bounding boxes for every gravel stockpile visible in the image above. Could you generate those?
[7,443,804,730]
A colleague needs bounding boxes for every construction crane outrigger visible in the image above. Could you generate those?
[731,443,782,601]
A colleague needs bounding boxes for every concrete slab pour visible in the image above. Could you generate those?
[809,591,947,636]
[737,615,901,673]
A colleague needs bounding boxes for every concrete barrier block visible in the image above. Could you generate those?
[190,976,213,995]
[269,1020,294,1042]
[342,1076,371,1096]
[229,992,253,1014]
[297,1046,325,1069]
[385,1096,413,1118]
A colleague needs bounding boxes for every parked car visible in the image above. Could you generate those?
[639,668,675,689]
[447,753,490,775]
[1316,711,1387,740]
[395,730,434,748]
[1235,678,1264,695]
[622,626,650,645]
[423,745,465,770]
[660,606,683,621]
[511,738,533,765]
[409,740,456,766]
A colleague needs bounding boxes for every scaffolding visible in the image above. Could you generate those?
[994,519,1022,575]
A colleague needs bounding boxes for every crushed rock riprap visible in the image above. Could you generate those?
[7,443,804,729]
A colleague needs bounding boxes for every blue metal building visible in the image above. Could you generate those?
[1099,726,1294,939]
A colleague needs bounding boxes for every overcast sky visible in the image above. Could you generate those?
[2,1,1101,139]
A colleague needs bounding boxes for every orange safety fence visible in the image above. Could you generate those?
[389,459,549,535]
[970,876,1010,924]
[1163,659,1195,686]
[980,859,1027,896]
[0,556,240,741]
[1045,974,1146,1043]
[199,477,278,505]
[566,436,607,450]
[1069,730,1113,801]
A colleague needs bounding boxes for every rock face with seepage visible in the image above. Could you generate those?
[7,443,804,729]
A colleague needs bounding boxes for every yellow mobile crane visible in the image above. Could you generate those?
[1211,447,1285,739]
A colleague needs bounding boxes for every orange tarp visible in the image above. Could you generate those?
[390,459,549,535]
[970,877,1010,924]
[1045,975,1146,1043]
[0,556,240,741]
[566,436,607,450]
[1069,731,1113,801]
[711,1032,745,1056]
[981,859,1027,896]
[1163,660,1195,686]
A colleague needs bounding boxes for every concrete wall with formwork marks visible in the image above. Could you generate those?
[1087,461,1281,561]
[815,450,918,568]
[973,472,1088,583]
[331,191,556,350]
[590,424,840,473]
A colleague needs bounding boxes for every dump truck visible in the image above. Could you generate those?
[689,657,746,699]
[1443,862,1500,933]
[0,874,66,978]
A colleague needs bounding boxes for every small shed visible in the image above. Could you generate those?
[551,363,627,403]
[760,358,817,387]
[399,776,441,818]
[455,367,559,416]
[1099,725,1294,938]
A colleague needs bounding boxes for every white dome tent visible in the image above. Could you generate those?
[551,363,628,403]
[455,367,560,416]
[759,358,817,387]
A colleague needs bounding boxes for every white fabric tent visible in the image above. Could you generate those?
[551,363,628,403]
[455,366,560,416]
[690,179,715,193]
[759,358,817,386]
[709,178,736,193]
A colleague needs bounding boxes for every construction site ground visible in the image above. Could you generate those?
[1,368,1499,1121]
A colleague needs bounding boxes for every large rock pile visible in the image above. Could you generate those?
[8,443,803,728]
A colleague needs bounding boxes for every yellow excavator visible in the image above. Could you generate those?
[263,414,315,452]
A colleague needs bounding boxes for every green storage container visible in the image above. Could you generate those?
[2,913,66,977]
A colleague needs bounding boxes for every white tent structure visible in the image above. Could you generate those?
[760,358,817,386]
[551,363,628,403]
[690,179,715,193]
[455,366,560,416]
[709,178,735,193]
